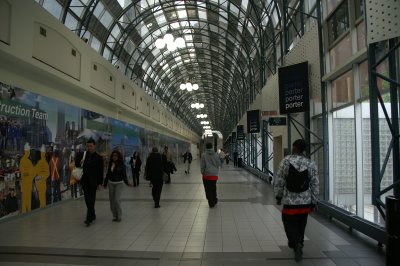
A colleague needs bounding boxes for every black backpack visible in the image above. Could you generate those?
[286,163,309,193]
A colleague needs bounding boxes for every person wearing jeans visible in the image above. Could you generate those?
[104,150,132,222]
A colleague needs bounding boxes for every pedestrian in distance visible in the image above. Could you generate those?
[103,150,132,222]
[145,147,164,208]
[129,152,142,187]
[201,142,220,208]
[218,149,225,168]
[162,146,172,183]
[233,151,238,167]
[75,138,104,227]
[182,149,192,174]
[273,139,319,262]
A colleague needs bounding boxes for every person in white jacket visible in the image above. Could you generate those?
[273,139,319,262]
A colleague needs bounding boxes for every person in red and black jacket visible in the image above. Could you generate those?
[274,139,319,262]
[200,142,220,208]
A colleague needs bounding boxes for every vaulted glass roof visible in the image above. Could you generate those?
[35,0,283,137]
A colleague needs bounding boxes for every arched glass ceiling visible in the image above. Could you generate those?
[35,0,282,137]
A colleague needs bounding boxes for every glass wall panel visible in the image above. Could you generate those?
[359,61,369,98]
[361,100,386,226]
[332,70,353,109]
[356,21,366,51]
[42,0,62,19]
[377,93,394,199]
[332,106,356,214]
[327,0,349,44]
[326,0,343,16]
[312,116,324,200]
[329,34,351,70]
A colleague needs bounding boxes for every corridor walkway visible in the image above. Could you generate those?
[0,160,385,265]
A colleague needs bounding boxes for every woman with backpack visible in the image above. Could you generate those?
[273,139,319,262]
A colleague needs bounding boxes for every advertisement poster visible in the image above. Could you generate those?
[231,132,236,143]
[236,125,244,140]
[247,110,260,133]
[278,61,310,114]
[0,81,187,219]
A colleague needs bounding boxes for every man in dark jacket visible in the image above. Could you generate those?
[145,147,164,208]
[75,138,104,226]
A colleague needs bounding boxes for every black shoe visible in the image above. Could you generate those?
[112,218,118,222]
[294,244,303,262]
[84,220,91,226]
[185,171,187,174]
[154,204,160,208]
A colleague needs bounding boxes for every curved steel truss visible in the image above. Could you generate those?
[36,0,282,137]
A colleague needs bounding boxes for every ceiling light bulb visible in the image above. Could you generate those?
[163,33,174,44]
[199,104,204,108]
[192,84,199,90]
[167,42,177,51]
[180,84,186,90]
[186,83,192,90]
[175,37,185,48]
[155,38,165,49]
[187,86,193,92]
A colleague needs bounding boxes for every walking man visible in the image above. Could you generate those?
[76,138,104,226]
[201,143,220,208]
[273,139,319,262]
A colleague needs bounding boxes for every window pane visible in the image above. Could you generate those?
[355,0,365,19]
[42,0,62,19]
[327,0,349,44]
[332,70,354,109]
[326,0,343,16]
[332,106,356,214]
[361,100,385,226]
[357,21,366,51]
[65,12,78,30]
[329,34,351,70]
[359,60,369,98]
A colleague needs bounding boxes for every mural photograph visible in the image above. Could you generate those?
[0,81,188,219]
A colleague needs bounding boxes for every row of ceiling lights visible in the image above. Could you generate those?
[180,82,199,91]
[155,35,213,134]
[155,33,185,51]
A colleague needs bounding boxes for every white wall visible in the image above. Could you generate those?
[0,0,199,144]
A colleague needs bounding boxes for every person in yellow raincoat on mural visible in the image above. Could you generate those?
[20,142,35,213]
[35,145,50,208]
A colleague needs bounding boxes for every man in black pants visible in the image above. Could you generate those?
[145,147,164,208]
[76,138,104,226]
[233,151,238,167]
[200,142,220,208]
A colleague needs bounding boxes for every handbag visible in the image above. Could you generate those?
[162,172,169,182]
[72,151,86,181]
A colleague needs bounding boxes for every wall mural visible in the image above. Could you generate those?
[0,81,188,219]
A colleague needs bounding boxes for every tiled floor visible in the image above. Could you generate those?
[0,161,386,265]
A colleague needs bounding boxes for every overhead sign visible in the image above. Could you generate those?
[269,117,287,126]
[237,125,245,140]
[247,109,260,133]
[262,110,278,120]
[279,61,310,114]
